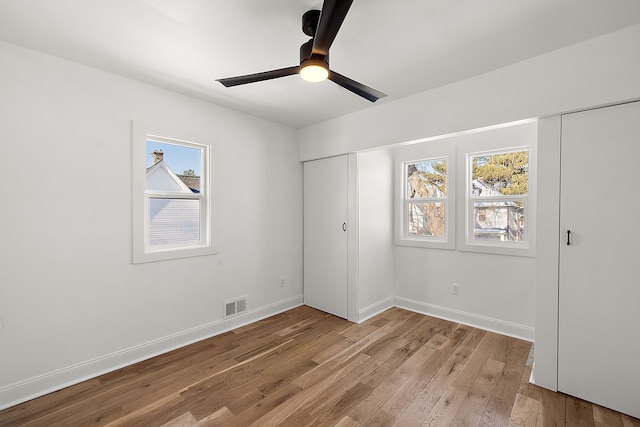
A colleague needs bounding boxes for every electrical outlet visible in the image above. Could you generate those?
[280,276,285,287]
[452,283,459,295]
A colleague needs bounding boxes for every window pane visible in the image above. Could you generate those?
[408,202,445,237]
[473,201,524,241]
[407,159,447,198]
[149,198,200,245]
[471,150,528,197]
[147,140,202,176]
[146,140,202,193]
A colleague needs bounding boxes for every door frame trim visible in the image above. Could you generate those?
[347,153,359,322]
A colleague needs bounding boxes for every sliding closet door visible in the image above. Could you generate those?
[303,156,348,319]
[558,101,640,418]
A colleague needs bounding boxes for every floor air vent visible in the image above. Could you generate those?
[224,296,247,319]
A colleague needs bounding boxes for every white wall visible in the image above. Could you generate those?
[533,116,562,390]
[395,248,535,339]
[298,23,640,390]
[0,41,303,409]
[356,149,395,320]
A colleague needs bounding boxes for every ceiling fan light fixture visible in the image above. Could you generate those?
[299,59,329,83]
[217,2,386,101]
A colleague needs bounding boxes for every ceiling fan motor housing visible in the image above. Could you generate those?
[300,39,328,67]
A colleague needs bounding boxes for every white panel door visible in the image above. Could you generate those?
[304,155,348,319]
[559,101,640,418]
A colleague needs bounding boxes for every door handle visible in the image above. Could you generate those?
[342,222,347,232]
[566,230,571,246]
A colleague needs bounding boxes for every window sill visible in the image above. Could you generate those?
[394,237,455,250]
[133,244,217,264]
[457,241,535,257]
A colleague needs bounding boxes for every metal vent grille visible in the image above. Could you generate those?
[224,297,248,319]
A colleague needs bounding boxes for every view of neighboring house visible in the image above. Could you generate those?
[471,179,524,241]
[146,150,201,245]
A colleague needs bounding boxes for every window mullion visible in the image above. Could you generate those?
[146,191,203,200]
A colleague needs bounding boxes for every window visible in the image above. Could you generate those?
[465,148,533,253]
[405,158,448,238]
[133,122,217,263]
[395,142,455,249]
[395,119,536,255]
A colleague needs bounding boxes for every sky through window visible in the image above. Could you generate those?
[146,140,201,176]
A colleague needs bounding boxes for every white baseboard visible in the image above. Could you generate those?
[0,295,303,411]
[394,296,534,342]
[357,297,394,323]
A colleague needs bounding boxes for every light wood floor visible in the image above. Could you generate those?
[1,306,638,426]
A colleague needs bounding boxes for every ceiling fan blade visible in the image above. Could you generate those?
[328,70,387,102]
[312,0,353,57]
[217,66,300,87]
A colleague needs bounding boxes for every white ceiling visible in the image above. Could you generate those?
[2,0,640,128]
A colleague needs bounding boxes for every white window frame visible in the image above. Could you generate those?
[395,143,455,249]
[457,125,537,257]
[132,121,218,263]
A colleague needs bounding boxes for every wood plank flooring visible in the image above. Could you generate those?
[1,306,639,426]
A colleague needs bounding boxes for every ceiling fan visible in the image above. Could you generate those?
[216,0,387,102]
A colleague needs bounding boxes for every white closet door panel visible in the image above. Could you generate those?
[303,156,348,319]
[559,101,640,418]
